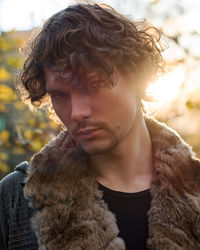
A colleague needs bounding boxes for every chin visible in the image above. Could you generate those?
[82,147,109,156]
[80,139,118,156]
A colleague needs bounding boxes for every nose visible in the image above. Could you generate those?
[71,93,92,122]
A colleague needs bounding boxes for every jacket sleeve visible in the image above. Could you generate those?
[0,161,34,250]
[0,204,6,250]
[0,170,12,250]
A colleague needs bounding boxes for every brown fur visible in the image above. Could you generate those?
[24,117,200,249]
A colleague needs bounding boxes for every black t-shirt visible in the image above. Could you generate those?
[98,183,151,250]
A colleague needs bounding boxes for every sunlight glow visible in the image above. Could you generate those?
[146,66,185,106]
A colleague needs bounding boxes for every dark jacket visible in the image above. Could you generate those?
[0,162,38,250]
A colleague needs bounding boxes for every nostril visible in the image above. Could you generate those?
[71,105,91,122]
[71,112,90,122]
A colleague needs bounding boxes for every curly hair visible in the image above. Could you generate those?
[20,3,163,109]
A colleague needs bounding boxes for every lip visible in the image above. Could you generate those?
[76,127,101,140]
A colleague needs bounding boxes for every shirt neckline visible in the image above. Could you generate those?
[98,182,150,199]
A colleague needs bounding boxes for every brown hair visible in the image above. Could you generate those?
[20,3,163,109]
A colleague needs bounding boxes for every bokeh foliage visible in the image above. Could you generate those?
[0,30,59,180]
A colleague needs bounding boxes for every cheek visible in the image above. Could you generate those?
[112,96,138,129]
[52,101,72,126]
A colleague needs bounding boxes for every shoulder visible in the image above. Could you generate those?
[0,161,29,195]
[0,161,30,215]
[0,162,39,249]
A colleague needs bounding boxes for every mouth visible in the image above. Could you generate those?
[75,127,102,140]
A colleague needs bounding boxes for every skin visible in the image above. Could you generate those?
[45,68,153,192]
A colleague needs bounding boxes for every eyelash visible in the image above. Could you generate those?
[51,93,68,100]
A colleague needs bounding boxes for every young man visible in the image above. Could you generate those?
[1,3,200,250]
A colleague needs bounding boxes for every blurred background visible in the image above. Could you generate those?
[0,0,200,180]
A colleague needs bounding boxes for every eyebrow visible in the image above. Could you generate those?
[46,89,63,95]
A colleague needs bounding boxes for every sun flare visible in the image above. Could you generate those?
[145,66,185,106]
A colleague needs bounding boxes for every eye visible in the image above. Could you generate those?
[51,93,69,101]
[58,72,73,82]
[88,76,107,91]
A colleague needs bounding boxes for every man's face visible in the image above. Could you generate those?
[44,68,139,155]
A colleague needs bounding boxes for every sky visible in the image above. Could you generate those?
[0,0,150,31]
[0,0,71,31]
[1,0,200,32]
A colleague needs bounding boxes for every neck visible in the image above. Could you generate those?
[89,114,153,193]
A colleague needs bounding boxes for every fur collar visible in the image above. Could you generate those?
[24,117,200,249]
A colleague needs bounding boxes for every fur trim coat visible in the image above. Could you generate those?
[24,117,200,249]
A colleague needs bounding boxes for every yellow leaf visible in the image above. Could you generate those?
[0,103,8,112]
[0,68,11,81]
[0,130,10,143]
[39,122,47,129]
[50,120,59,130]
[24,130,33,139]
[0,152,8,161]
[12,147,26,155]
[0,84,18,102]
[30,140,43,151]
[0,161,10,173]
[7,57,19,68]
[14,101,25,110]
[28,118,36,126]
[16,38,24,46]
[0,37,10,51]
